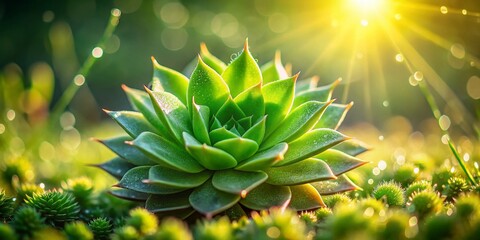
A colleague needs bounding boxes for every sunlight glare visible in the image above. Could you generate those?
[352,0,384,13]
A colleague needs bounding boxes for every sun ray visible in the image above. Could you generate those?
[379,18,477,135]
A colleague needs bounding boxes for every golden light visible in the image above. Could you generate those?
[352,0,385,13]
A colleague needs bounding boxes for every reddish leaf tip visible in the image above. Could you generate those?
[243,38,249,51]
[124,140,134,146]
[200,42,208,54]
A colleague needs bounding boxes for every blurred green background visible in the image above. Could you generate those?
[1,0,479,125]
[1,0,480,189]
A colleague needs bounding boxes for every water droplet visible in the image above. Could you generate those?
[441,134,450,144]
[42,10,54,23]
[413,71,423,81]
[60,112,76,130]
[395,53,404,62]
[463,153,470,162]
[413,167,419,174]
[378,160,387,170]
[92,47,103,58]
[378,135,384,141]
[0,124,5,134]
[440,6,448,14]
[368,179,374,185]
[382,101,389,107]
[40,183,45,189]
[450,43,465,59]
[6,109,15,121]
[373,167,380,175]
[474,162,479,169]
[466,75,480,99]
[363,207,374,217]
[74,74,85,86]
[409,216,418,226]
[462,9,468,15]
[438,115,451,131]
[266,227,281,238]
[111,8,122,17]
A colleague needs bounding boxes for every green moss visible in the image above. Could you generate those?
[64,221,94,240]
[407,190,443,218]
[11,206,45,238]
[323,194,351,209]
[154,218,193,240]
[405,180,433,198]
[373,181,405,207]
[393,164,418,187]
[0,190,15,221]
[25,190,80,227]
[125,208,158,236]
[88,217,113,240]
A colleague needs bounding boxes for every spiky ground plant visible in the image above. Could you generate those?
[25,190,80,226]
[96,40,367,217]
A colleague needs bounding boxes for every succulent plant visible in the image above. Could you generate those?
[64,221,94,240]
[405,180,433,198]
[0,190,15,221]
[11,206,45,238]
[25,190,80,227]
[88,217,113,240]
[97,40,367,217]
[407,190,443,218]
[373,181,405,207]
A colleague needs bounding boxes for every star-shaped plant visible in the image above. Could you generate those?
[97,40,367,218]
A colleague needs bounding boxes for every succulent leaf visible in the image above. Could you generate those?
[315,102,353,130]
[289,184,326,210]
[235,142,288,171]
[132,132,204,173]
[98,136,155,165]
[109,188,149,201]
[146,191,191,213]
[333,139,370,156]
[266,158,336,185]
[222,41,262,97]
[278,129,349,166]
[233,83,265,122]
[119,166,187,194]
[151,57,189,103]
[311,175,362,195]
[209,127,239,144]
[216,97,246,123]
[199,42,227,74]
[189,180,240,217]
[188,57,230,114]
[240,183,291,210]
[261,51,289,84]
[192,100,211,145]
[122,85,170,136]
[316,149,368,175]
[213,137,258,162]
[105,110,158,138]
[263,75,297,136]
[147,88,192,143]
[261,100,332,150]
[242,116,267,145]
[148,165,211,188]
[183,132,238,170]
[212,170,268,195]
[96,157,135,180]
[292,78,340,108]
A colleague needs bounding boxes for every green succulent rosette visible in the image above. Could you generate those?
[97,41,368,218]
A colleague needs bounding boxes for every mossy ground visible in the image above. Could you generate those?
[1,118,479,240]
